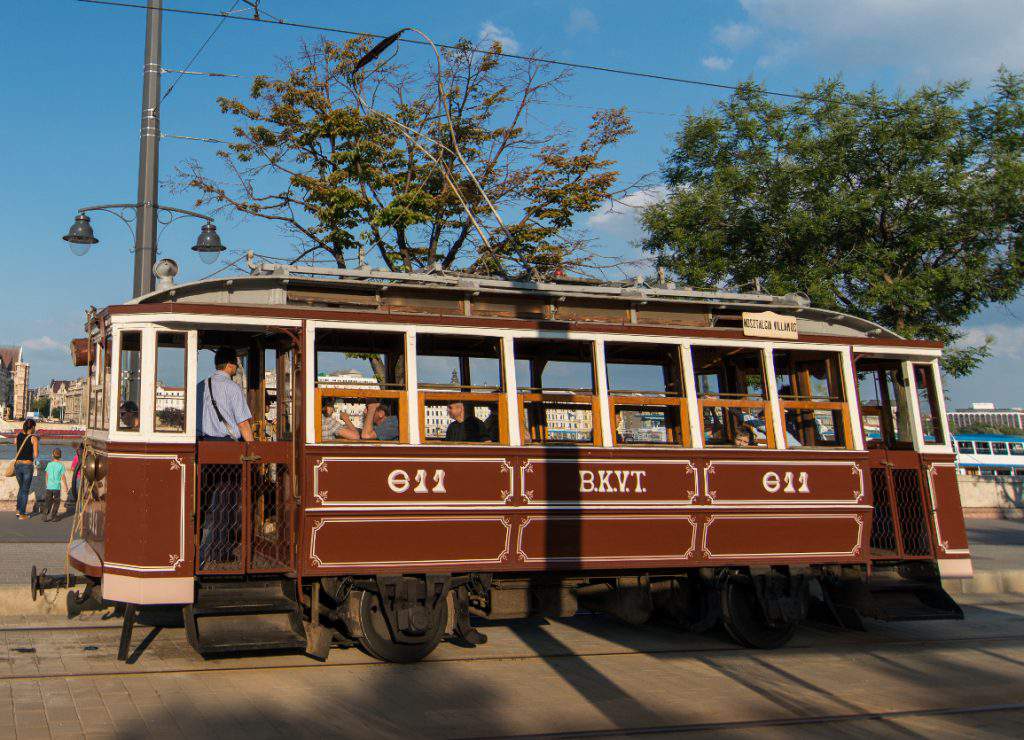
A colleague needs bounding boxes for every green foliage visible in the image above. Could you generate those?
[642,70,1024,377]
[951,422,1023,437]
[31,397,50,416]
[183,37,634,278]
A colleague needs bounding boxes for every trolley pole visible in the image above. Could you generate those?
[132,0,162,298]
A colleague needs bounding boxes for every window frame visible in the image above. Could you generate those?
[689,341,778,449]
[907,358,953,452]
[771,347,854,450]
[414,333,507,445]
[153,331,189,435]
[604,341,690,448]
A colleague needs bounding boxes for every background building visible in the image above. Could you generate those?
[948,402,1024,432]
[0,346,30,420]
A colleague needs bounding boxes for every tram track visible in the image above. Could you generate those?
[475,702,1024,738]
[1,626,1023,683]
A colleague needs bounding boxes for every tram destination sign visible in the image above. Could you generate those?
[742,311,798,340]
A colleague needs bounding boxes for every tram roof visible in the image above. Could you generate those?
[119,252,908,342]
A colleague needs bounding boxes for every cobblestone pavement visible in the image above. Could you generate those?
[0,598,1021,738]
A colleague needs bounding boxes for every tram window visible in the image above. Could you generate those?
[1010,442,1024,455]
[514,338,598,444]
[417,335,503,443]
[772,349,850,448]
[975,441,992,454]
[992,442,1009,455]
[605,342,687,446]
[88,339,107,429]
[316,329,406,443]
[957,440,974,454]
[856,361,913,449]
[912,364,945,444]
[116,331,142,431]
[692,346,773,447]
[154,333,187,433]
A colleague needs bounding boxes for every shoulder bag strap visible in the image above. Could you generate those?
[207,377,230,428]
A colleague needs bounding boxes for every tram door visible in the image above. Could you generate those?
[196,332,298,575]
[855,358,934,559]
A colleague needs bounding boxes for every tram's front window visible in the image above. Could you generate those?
[514,338,598,445]
[773,349,850,448]
[912,363,945,444]
[605,342,687,446]
[116,331,142,431]
[315,329,405,443]
[416,334,503,443]
[856,360,913,449]
[154,333,187,433]
[692,345,773,447]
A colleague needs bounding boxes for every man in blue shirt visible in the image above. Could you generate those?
[197,346,253,566]
[197,347,254,441]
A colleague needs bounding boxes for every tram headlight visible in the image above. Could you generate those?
[82,451,107,483]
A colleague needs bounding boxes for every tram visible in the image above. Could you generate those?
[40,253,972,661]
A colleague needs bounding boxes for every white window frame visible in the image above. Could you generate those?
[907,357,954,453]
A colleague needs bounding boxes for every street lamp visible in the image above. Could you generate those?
[62,214,98,256]
[61,203,226,273]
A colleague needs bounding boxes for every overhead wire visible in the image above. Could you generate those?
[160,0,241,103]
[76,0,889,111]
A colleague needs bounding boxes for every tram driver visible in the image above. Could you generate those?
[197,347,254,442]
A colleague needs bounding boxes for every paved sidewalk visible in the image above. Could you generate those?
[0,600,1022,737]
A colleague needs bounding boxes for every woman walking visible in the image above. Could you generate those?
[13,419,38,520]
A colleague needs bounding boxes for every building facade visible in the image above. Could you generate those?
[948,402,1024,432]
[0,346,30,420]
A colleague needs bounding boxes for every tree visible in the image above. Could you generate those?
[182,37,635,278]
[641,70,1024,376]
[31,397,50,418]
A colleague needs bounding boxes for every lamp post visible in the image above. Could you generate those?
[61,0,225,295]
[62,203,226,265]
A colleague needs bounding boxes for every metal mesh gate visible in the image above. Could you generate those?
[869,468,897,554]
[869,463,933,559]
[249,463,293,570]
[892,469,931,556]
[198,463,244,572]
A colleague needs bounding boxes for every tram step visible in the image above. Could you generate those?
[861,583,964,622]
[186,581,307,655]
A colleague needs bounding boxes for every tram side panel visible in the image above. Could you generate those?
[922,454,973,577]
[299,447,872,575]
[98,445,197,604]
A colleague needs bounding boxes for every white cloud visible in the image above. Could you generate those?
[701,55,734,72]
[962,324,1024,360]
[712,22,759,50]
[478,21,520,54]
[20,336,63,353]
[567,7,599,35]
[588,186,667,239]
[737,0,1024,79]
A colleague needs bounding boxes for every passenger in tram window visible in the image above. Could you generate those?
[118,401,140,430]
[320,398,343,440]
[337,401,399,441]
[734,425,756,447]
[482,412,500,443]
[445,401,487,442]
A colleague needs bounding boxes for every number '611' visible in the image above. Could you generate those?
[762,471,810,494]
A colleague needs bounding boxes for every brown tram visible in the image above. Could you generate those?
[45,255,971,662]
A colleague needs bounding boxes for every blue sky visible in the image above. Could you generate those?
[3,0,1023,409]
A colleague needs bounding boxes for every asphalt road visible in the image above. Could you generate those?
[0,597,1022,737]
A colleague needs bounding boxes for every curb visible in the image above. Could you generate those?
[0,573,1020,620]
[944,570,1024,596]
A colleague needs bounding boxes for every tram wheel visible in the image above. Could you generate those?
[720,576,797,649]
[355,589,448,664]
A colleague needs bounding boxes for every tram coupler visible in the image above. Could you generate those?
[30,565,85,601]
